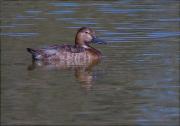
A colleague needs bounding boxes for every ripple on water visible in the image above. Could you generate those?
[158,18,180,22]
[99,30,180,42]
[24,10,42,14]
[49,2,80,7]
[98,7,167,14]
[56,18,98,25]
[0,32,39,37]
[47,10,75,15]
[148,31,180,38]
[14,14,47,20]
[1,0,179,125]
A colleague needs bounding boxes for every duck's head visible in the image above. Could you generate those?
[75,27,106,47]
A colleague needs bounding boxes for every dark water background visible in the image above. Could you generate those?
[1,0,179,125]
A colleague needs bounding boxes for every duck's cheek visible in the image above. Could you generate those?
[85,36,92,42]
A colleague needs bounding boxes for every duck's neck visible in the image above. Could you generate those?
[75,34,102,57]
[75,33,84,46]
[83,44,102,57]
[75,43,101,55]
[90,45,101,54]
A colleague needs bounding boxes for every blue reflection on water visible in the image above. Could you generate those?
[57,17,97,25]
[137,106,179,125]
[48,10,74,14]
[158,18,180,22]
[14,14,46,20]
[25,10,42,14]
[142,53,161,56]
[73,21,98,25]
[148,32,180,38]
[99,8,166,14]
[0,32,39,37]
[102,31,135,35]
[0,24,34,28]
[15,15,35,19]
[116,27,163,30]
[0,25,15,28]
[100,30,180,43]
[49,2,79,7]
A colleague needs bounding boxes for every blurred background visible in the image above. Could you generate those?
[1,0,179,125]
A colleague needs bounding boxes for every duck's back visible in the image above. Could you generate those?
[27,44,92,61]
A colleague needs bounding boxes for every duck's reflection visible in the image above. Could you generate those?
[28,59,100,91]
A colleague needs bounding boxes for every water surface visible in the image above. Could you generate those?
[1,0,179,125]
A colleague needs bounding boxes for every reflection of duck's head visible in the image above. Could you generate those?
[27,27,106,61]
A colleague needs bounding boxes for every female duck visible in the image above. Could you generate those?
[27,27,105,62]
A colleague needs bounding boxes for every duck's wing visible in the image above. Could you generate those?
[41,44,85,53]
[61,45,85,53]
[27,47,58,60]
[27,45,61,60]
[27,45,85,60]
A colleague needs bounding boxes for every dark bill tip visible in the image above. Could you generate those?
[92,37,107,44]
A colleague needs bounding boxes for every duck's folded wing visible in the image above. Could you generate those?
[27,45,86,60]
[27,47,58,60]
[40,48,59,58]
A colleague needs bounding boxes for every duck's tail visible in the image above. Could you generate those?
[27,48,42,60]
[27,48,36,54]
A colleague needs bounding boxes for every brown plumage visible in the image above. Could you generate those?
[27,27,105,62]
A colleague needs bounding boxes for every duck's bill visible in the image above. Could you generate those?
[92,37,106,44]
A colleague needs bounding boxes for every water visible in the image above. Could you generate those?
[1,0,179,125]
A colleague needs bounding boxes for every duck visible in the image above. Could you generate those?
[27,27,106,62]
